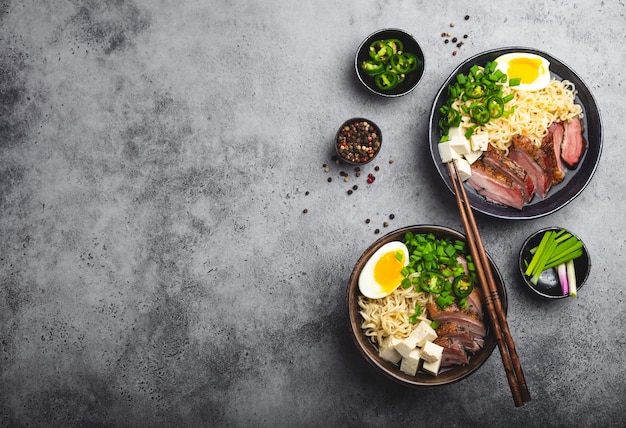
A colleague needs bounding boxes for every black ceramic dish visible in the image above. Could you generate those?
[347,225,507,387]
[428,47,602,220]
[518,227,590,299]
[355,28,425,97]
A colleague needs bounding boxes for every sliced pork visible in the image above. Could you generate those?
[434,337,470,367]
[541,132,566,186]
[467,160,525,210]
[509,134,553,198]
[436,323,482,352]
[483,144,535,202]
[426,302,487,340]
[561,116,587,168]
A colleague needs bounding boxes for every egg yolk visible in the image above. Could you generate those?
[373,250,405,294]
[507,57,544,84]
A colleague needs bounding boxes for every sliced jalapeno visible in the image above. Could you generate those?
[369,40,394,62]
[360,60,384,76]
[487,96,504,119]
[390,53,411,74]
[453,274,474,298]
[419,271,446,294]
[374,71,398,90]
[470,104,490,125]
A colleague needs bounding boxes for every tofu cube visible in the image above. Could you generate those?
[464,149,483,165]
[412,321,438,348]
[470,132,489,151]
[438,141,460,164]
[421,341,444,363]
[447,126,466,139]
[378,336,403,364]
[400,348,422,376]
[455,158,472,181]
[448,135,471,155]
[394,334,419,359]
[422,355,442,376]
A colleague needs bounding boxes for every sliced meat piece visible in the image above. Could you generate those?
[509,134,553,198]
[561,116,587,168]
[436,322,482,352]
[434,337,470,367]
[541,130,566,186]
[483,144,535,202]
[426,302,487,339]
[465,288,483,319]
[543,122,567,174]
[466,160,525,210]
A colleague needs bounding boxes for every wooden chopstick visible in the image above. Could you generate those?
[447,160,531,407]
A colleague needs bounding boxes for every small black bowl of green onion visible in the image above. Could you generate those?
[518,227,591,299]
[355,28,425,97]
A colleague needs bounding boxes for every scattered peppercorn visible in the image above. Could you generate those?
[374,165,380,171]
[452,37,457,43]
[463,34,468,39]
[303,209,308,213]
[365,218,371,224]
[389,214,395,220]
[452,50,457,56]
[324,167,330,172]
[327,177,332,182]
[457,42,463,48]
[465,15,470,20]
[383,222,389,227]
[305,191,309,196]
[347,189,353,195]
[352,185,358,191]
[374,229,380,234]
[389,159,393,164]
[344,177,349,182]
[441,32,446,37]
[355,171,361,177]
[444,39,449,44]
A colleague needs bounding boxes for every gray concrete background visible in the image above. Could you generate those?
[1,0,624,426]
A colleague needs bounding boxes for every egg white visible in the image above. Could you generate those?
[494,52,551,91]
[358,241,410,299]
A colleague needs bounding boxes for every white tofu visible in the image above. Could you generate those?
[378,336,403,364]
[455,158,472,181]
[447,126,466,139]
[421,341,444,363]
[464,149,483,165]
[412,321,438,348]
[438,141,460,163]
[422,355,442,376]
[448,135,471,155]
[399,348,422,376]
[395,334,419,359]
[470,132,489,151]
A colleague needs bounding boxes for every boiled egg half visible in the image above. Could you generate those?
[494,52,551,91]
[358,241,409,299]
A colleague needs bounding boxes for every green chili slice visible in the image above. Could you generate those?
[360,60,384,76]
[453,274,474,297]
[419,271,446,294]
[486,96,504,119]
[374,71,398,90]
[470,104,490,125]
[369,40,394,62]
[384,38,404,54]
[390,53,411,73]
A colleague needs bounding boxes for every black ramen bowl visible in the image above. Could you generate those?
[355,28,425,97]
[518,227,591,299]
[428,47,602,219]
[347,225,507,387]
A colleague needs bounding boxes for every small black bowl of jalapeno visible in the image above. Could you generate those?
[355,28,425,97]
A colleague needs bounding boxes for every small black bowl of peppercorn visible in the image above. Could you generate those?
[355,28,425,97]
[335,118,382,165]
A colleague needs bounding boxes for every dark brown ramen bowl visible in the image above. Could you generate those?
[518,227,590,299]
[347,225,507,387]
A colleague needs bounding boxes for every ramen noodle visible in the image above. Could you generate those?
[358,285,433,346]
